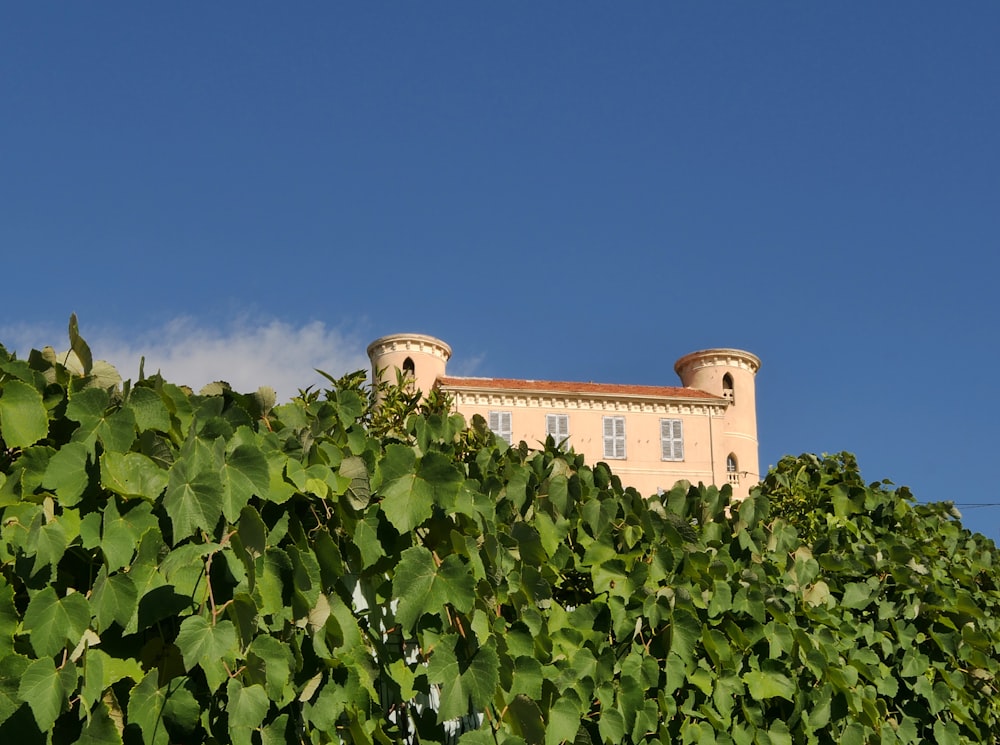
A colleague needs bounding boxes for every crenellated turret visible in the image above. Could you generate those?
[674,348,761,496]
[366,333,451,401]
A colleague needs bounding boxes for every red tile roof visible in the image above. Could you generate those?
[437,376,721,400]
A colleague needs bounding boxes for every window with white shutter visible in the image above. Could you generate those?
[603,416,626,459]
[546,414,570,446]
[660,418,684,461]
[488,411,512,444]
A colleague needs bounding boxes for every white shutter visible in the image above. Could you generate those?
[604,416,625,459]
[547,414,569,445]
[489,411,512,444]
[661,418,684,461]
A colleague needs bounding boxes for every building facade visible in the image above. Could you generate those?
[367,333,761,500]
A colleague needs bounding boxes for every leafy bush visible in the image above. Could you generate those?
[1,322,998,744]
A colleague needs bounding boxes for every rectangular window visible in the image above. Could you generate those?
[488,411,512,444]
[603,416,626,459]
[660,418,684,461]
[546,414,570,446]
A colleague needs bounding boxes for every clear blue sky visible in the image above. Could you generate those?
[3,5,999,538]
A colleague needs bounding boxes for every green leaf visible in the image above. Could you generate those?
[22,586,92,658]
[127,386,172,433]
[161,678,201,738]
[163,447,224,540]
[248,634,295,705]
[101,452,168,502]
[227,679,270,745]
[339,455,371,509]
[840,581,874,610]
[669,608,702,665]
[92,568,139,632]
[933,719,961,745]
[27,515,68,577]
[379,445,433,532]
[510,656,544,700]
[504,694,545,745]
[392,546,475,630]
[102,497,158,571]
[67,388,137,453]
[80,648,140,712]
[0,379,48,449]
[545,694,583,745]
[743,670,795,701]
[126,673,170,745]
[427,634,499,722]
[77,699,124,745]
[597,704,626,744]
[707,580,733,617]
[68,313,94,376]
[353,512,385,569]
[220,443,269,522]
[42,441,91,506]
[261,714,290,745]
[0,654,29,726]
[173,616,238,692]
[380,448,464,532]
[0,584,17,657]
[18,656,75,731]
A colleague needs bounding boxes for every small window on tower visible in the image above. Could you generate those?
[723,373,734,404]
[402,357,415,378]
[727,454,739,485]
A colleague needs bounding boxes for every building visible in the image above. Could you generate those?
[367,333,761,499]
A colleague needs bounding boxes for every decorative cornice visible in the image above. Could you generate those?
[446,387,727,416]
[673,348,761,377]
[366,333,452,363]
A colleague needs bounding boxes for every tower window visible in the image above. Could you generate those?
[402,357,415,377]
[727,454,739,485]
[722,373,734,403]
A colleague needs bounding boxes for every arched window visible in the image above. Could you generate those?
[402,357,415,378]
[722,373,734,404]
[727,454,739,485]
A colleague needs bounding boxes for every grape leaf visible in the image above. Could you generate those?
[101,452,168,502]
[18,656,75,731]
[22,586,91,658]
[0,380,48,449]
[392,547,475,630]
[163,448,224,540]
[427,634,499,722]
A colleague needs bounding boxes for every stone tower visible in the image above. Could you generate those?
[674,348,761,493]
[366,333,452,401]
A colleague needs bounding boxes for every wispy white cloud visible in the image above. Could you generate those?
[448,351,487,377]
[1,317,371,403]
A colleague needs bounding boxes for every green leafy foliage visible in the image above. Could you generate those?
[2,323,1000,744]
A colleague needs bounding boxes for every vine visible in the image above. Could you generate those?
[0,319,999,744]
